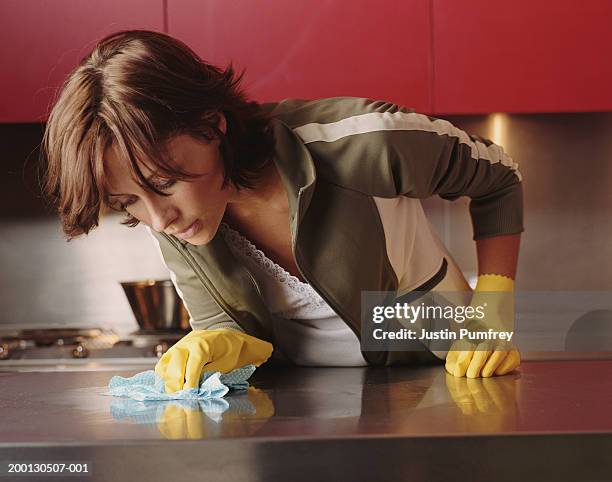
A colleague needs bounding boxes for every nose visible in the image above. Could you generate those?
[147,201,178,233]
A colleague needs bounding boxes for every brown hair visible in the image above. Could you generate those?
[40,29,275,240]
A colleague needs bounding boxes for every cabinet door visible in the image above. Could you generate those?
[0,0,165,123]
[168,0,433,112]
[433,0,612,114]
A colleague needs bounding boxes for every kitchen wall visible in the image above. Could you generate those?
[1,111,611,330]
[430,111,612,291]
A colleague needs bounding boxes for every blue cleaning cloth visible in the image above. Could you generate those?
[104,364,256,402]
[109,390,258,425]
[110,397,233,424]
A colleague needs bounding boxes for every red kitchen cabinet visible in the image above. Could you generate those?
[432,0,612,114]
[167,0,433,112]
[0,0,165,123]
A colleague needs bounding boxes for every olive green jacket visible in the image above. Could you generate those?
[146,97,523,366]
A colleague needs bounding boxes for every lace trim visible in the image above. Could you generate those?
[218,223,328,310]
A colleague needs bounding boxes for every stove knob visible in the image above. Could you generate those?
[153,341,170,358]
[72,344,90,359]
[0,343,9,360]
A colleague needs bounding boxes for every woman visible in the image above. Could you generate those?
[41,30,522,393]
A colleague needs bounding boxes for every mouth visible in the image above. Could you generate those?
[170,220,201,239]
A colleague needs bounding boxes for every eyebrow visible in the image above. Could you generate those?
[107,173,161,197]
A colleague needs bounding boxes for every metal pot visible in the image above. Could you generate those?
[120,279,190,331]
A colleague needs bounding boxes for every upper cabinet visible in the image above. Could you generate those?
[167,0,433,113]
[432,0,612,114]
[0,0,165,123]
[2,0,610,122]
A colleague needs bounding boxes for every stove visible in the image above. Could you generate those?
[0,327,189,372]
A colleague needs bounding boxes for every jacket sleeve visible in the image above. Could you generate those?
[387,114,524,241]
[294,98,524,240]
[144,226,245,333]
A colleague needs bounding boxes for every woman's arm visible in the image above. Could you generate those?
[476,233,521,280]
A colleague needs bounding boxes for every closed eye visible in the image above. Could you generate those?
[109,179,177,212]
[155,178,177,190]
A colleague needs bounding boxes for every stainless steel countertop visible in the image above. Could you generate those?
[1,360,611,482]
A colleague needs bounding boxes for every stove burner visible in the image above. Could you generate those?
[114,328,187,351]
[0,343,9,360]
[72,344,90,359]
[0,328,118,360]
[17,328,105,347]
[0,327,189,361]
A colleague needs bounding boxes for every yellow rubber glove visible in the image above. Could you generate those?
[154,328,274,393]
[445,274,521,378]
[157,387,274,439]
[444,373,519,432]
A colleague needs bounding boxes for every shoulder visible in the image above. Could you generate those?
[262,96,419,129]
[264,97,427,196]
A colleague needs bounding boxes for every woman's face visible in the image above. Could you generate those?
[104,115,238,245]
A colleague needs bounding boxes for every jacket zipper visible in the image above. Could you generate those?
[292,238,449,344]
[290,194,363,342]
[161,234,246,329]
[292,247,363,342]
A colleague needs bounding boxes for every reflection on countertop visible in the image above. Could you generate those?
[1,360,611,444]
[2,361,612,482]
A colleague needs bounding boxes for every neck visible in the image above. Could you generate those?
[224,161,288,222]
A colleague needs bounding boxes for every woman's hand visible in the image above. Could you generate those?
[154,328,274,393]
[445,274,521,378]
[445,339,520,378]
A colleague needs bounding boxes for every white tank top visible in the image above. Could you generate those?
[218,222,368,367]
